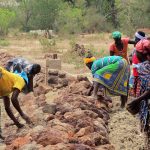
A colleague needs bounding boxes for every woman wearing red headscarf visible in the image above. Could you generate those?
[127,39,150,141]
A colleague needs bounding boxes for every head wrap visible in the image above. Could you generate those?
[136,39,150,54]
[135,32,146,40]
[112,31,121,39]
[84,57,96,64]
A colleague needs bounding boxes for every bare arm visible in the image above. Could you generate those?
[27,75,34,92]
[11,88,32,124]
[128,40,136,45]
[133,90,150,102]
[3,95,24,128]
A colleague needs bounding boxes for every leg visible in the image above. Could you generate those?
[11,89,31,124]
[120,95,128,108]
[3,96,24,128]
[92,81,100,99]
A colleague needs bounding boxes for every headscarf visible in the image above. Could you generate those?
[112,31,121,39]
[135,31,146,40]
[136,39,150,54]
[84,57,96,64]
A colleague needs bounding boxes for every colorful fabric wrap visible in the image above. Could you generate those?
[112,31,121,39]
[84,57,96,64]
[93,58,129,96]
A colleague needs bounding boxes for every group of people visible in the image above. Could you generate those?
[84,30,150,136]
[0,30,149,141]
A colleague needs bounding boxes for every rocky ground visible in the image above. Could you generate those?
[0,52,146,150]
[0,52,114,150]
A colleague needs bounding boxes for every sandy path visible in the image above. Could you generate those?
[109,97,145,150]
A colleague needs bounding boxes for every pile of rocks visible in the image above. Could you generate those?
[2,79,114,150]
[0,52,13,67]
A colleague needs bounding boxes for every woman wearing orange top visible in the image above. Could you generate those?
[109,31,135,62]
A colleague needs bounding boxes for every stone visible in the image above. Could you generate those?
[48,70,59,76]
[42,104,56,114]
[48,76,58,84]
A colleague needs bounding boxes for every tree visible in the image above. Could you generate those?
[0,8,16,36]
[30,0,61,30]
[15,0,34,31]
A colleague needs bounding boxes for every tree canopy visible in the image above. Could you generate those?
[0,0,149,35]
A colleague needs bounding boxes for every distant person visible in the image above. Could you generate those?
[6,57,41,93]
[0,66,32,129]
[129,31,146,97]
[84,55,130,108]
[109,31,135,62]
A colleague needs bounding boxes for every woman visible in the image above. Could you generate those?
[127,39,150,139]
[109,31,135,62]
[0,66,31,129]
[84,55,130,108]
[129,31,146,97]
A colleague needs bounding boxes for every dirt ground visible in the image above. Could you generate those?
[0,33,146,149]
[109,97,145,150]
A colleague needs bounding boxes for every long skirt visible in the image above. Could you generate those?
[93,58,130,96]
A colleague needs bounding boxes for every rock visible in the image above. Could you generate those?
[34,85,51,96]
[44,114,55,122]
[77,75,89,81]
[48,76,58,84]
[48,70,59,76]
[6,135,32,150]
[58,72,66,78]
[75,126,94,137]
[31,128,68,146]
[40,143,71,150]
[20,141,43,150]
[31,125,45,134]
[48,119,75,134]
[42,104,56,114]
[78,133,109,147]
[58,78,68,87]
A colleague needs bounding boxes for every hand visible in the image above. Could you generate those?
[15,122,24,128]
[126,99,141,115]
[22,114,32,124]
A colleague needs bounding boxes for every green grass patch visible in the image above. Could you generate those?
[0,39,9,46]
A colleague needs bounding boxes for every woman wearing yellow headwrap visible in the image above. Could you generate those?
[84,55,130,108]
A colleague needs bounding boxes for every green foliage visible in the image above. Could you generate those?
[15,0,34,31]
[57,6,83,34]
[1,0,150,35]
[0,39,9,46]
[30,0,61,30]
[0,8,16,36]
[39,37,57,52]
[116,0,150,35]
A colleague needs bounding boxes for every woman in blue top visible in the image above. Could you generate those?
[84,55,130,108]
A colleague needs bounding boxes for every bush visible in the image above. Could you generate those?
[0,39,9,46]
[39,37,57,52]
